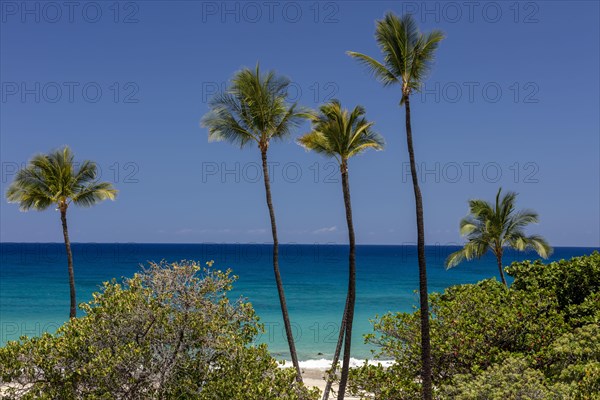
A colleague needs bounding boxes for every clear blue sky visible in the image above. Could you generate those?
[1,1,599,246]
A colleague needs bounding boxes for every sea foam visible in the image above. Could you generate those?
[280,358,394,370]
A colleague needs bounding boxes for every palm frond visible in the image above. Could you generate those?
[499,189,517,221]
[446,239,488,268]
[6,185,53,211]
[464,238,490,259]
[506,209,539,236]
[271,103,312,141]
[525,235,553,258]
[73,160,98,186]
[346,52,398,86]
[72,182,118,207]
[297,131,338,160]
[458,217,478,236]
[377,13,417,80]
[507,233,552,259]
[202,92,259,148]
[409,29,445,91]
[445,249,466,269]
[7,155,56,210]
[347,126,384,158]
[468,199,494,220]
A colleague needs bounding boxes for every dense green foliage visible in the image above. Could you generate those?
[506,253,600,326]
[348,252,600,399]
[442,356,564,399]
[0,261,319,400]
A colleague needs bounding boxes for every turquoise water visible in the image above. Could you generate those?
[0,243,596,361]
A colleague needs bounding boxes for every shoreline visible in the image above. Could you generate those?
[282,359,393,398]
[301,368,360,399]
[280,358,394,370]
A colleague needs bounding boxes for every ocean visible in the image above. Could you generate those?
[0,243,596,365]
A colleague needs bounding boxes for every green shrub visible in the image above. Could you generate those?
[442,356,566,400]
[0,261,319,400]
[349,253,600,400]
[506,251,600,326]
[546,323,600,399]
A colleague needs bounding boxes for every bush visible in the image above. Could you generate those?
[546,323,600,399]
[0,261,319,400]
[441,356,566,400]
[506,251,600,326]
[348,252,600,400]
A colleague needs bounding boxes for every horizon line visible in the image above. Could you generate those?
[0,241,598,249]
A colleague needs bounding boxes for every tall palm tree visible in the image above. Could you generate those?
[298,100,384,400]
[446,188,552,286]
[6,146,117,318]
[348,13,444,399]
[201,65,308,382]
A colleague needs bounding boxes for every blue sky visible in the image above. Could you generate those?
[1,1,598,246]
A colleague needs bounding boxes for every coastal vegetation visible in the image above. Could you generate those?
[0,261,319,399]
[298,100,384,399]
[2,254,597,398]
[5,146,117,318]
[348,13,445,399]
[346,252,600,399]
[201,65,309,382]
[445,188,553,286]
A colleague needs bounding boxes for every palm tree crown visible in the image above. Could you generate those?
[298,100,384,164]
[347,12,444,102]
[201,64,308,150]
[446,188,553,283]
[6,146,117,211]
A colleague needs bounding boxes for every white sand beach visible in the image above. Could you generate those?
[302,368,361,400]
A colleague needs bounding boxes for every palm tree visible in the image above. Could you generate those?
[298,100,384,400]
[348,12,444,399]
[446,188,552,286]
[201,65,308,382]
[6,146,117,318]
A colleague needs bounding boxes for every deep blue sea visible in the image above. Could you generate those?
[0,243,596,363]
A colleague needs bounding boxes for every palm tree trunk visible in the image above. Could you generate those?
[496,249,507,287]
[60,206,76,319]
[322,294,349,400]
[337,161,356,400]
[260,148,302,383]
[404,96,433,400]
